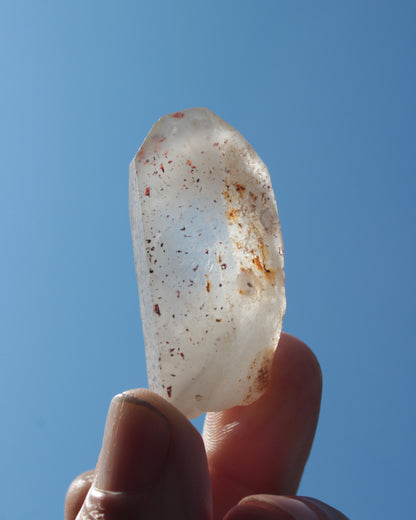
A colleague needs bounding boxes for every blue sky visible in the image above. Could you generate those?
[1,1,415,519]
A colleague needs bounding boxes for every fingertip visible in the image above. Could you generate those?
[121,387,200,431]
[225,503,288,519]
[226,495,349,520]
[120,388,212,516]
[65,470,95,520]
[299,497,350,520]
[268,332,322,428]
[74,389,212,519]
[95,392,171,492]
[119,388,208,458]
[273,333,322,391]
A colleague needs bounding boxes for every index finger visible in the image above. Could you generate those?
[203,333,322,519]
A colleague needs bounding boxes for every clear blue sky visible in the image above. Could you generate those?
[1,1,415,519]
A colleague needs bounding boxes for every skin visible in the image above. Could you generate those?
[65,333,350,519]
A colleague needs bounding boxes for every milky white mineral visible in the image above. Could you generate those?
[129,108,286,419]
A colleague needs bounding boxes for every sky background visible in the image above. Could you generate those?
[1,1,415,519]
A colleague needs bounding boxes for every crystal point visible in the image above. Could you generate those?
[129,108,285,419]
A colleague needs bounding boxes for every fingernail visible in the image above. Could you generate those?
[301,497,350,520]
[96,393,171,492]
[225,503,295,520]
[236,496,319,520]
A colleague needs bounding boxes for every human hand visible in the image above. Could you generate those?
[65,333,349,519]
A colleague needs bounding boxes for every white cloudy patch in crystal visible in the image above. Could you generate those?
[129,108,286,419]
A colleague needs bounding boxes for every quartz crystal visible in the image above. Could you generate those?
[129,108,286,419]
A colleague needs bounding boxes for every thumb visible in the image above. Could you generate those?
[74,390,211,520]
[224,495,349,520]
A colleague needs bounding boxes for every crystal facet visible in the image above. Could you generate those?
[129,108,285,419]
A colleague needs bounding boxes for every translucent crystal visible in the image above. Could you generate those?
[129,108,286,419]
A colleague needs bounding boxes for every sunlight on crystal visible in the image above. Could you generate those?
[129,108,286,418]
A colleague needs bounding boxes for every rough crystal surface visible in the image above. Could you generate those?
[129,108,286,419]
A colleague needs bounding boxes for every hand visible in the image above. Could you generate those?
[65,333,349,519]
